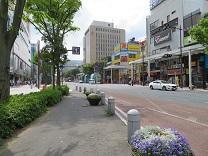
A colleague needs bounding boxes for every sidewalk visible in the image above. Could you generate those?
[10,84,41,95]
[1,88,132,156]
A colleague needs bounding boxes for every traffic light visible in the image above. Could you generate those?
[72,47,80,55]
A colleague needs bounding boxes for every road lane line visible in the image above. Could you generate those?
[138,92,166,113]
[115,106,127,118]
[115,111,127,125]
[148,108,208,128]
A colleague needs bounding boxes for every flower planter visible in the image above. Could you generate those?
[87,99,101,106]
[130,126,194,156]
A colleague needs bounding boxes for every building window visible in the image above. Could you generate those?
[150,37,154,44]
[114,55,120,60]
[150,20,159,31]
[129,54,136,58]
[183,9,201,37]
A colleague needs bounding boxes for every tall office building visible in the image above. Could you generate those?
[83,20,125,64]
[130,0,208,88]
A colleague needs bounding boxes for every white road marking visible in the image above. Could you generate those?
[138,92,166,113]
[115,106,127,118]
[148,108,208,128]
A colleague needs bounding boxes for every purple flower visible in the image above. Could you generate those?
[130,126,192,156]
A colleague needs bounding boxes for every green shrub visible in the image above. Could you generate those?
[55,85,69,96]
[0,104,15,138]
[60,85,70,96]
[0,87,62,139]
[83,87,87,94]
[87,93,101,100]
[85,90,93,96]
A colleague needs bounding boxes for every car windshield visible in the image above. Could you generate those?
[161,80,168,84]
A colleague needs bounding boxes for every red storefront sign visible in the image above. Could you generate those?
[168,69,181,75]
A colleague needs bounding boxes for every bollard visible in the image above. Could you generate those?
[76,86,78,91]
[127,109,140,142]
[30,84,32,89]
[101,92,105,105]
[108,97,115,115]
[96,89,100,95]
[79,86,82,92]
[90,88,93,92]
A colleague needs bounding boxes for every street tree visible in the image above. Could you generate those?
[24,0,81,87]
[189,13,208,53]
[0,0,26,101]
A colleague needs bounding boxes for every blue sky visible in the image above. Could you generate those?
[30,0,150,61]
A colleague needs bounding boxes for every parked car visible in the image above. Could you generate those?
[149,80,177,91]
[79,80,83,83]
[89,79,95,84]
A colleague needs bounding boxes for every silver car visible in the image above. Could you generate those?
[149,80,177,91]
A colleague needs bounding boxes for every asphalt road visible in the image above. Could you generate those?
[68,82,208,156]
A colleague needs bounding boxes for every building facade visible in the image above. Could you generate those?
[9,10,31,85]
[130,0,208,89]
[83,20,125,64]
[31,43,38,82]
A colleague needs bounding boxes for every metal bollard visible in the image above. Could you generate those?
[96,89,100,95]
[30,84,32,89]
[127,109,140,142]
[79,86,82,92]
[76,86,78,91]
[108,97,115,115]
[101,92,105,105]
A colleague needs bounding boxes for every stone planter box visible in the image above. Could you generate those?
[87,99,101,106]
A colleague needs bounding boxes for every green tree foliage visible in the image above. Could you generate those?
[24,0,82,87]
[63,70,72,78]
[82,63,94,75]
[71,68,80,76]
[189,13,208,53]
[82,59,108,81]
[0,0,26,101]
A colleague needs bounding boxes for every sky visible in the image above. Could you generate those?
[30,0,150,61]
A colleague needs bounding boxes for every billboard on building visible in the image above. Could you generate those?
[114,45,120,52]
[127,44,140,51]
[120,43,127,51]
[154,29,171,45]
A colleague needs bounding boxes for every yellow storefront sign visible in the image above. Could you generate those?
[115,45,120,52]
[128,44,140,51]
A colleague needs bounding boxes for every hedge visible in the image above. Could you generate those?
[0,85,69,140]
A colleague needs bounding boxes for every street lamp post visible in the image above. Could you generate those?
[142,53,145,86]
[173,25,183,88]
[179,25,183,88]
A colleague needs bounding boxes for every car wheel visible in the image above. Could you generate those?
[150,85,154,90]
[162,86,166,91]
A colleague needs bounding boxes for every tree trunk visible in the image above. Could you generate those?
[0,44,11,102]
[56,64,61,86]
[52,64,55,89]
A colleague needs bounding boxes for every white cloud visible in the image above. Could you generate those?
[31,0,150,61]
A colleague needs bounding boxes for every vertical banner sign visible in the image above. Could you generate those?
[94,62,99,73]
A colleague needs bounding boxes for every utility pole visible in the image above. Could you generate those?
[179,25,183,88]
[142,53,145,86]
[37,40,40,89]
